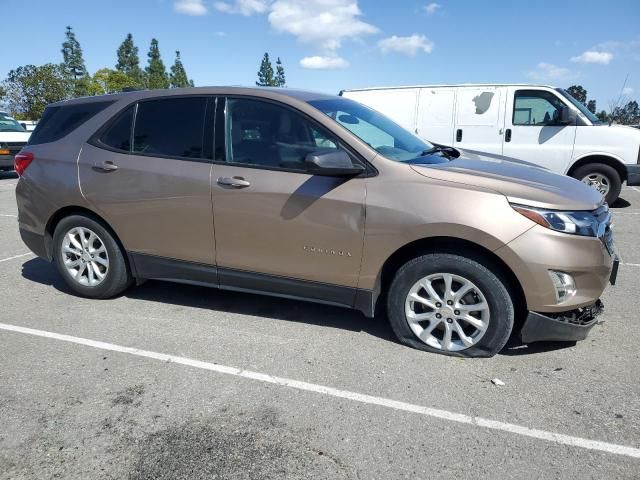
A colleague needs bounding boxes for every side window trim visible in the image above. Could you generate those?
[215,95,368,175]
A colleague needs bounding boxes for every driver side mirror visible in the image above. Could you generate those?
[305,149,365,177]
[559,106,577,125]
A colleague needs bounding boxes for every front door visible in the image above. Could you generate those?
[502,88,576,172]
[79,96,215,266]
[211,97,366,305]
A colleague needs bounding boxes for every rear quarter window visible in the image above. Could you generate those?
[28,101,114,145]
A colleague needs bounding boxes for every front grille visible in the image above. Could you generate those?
[4,142,27,155]
[592,203,612,238]
[545,300,604,327]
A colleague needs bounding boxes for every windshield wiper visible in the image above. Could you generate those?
[420,145,457,157]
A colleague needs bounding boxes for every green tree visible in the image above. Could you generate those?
[169,51,191,88]
[89,68,137,95]
[566,85,587,105]
[116,33,146,88]
[613,101,640,125]
[61,26,90,97]
[275,57,286,87]
[596,110,609,123]
[587,99,596,114]
[256,52,275,87]
[145,39,169,89]
[1,64,68,119]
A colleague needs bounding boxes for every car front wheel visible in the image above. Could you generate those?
[387,253,514,358]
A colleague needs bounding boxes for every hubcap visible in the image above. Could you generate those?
[581,173,610,196]
[61,227,109,286]
[404,273,490,352]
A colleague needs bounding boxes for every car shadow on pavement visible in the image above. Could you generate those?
[20,257,578,355]
[499,338,576,356]
[610,196,631,209]
[21,258,398,344]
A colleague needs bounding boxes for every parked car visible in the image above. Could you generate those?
[19,120,38,132]
[0,111,31,171]
[341,84,640,204]
[15,87,618,357]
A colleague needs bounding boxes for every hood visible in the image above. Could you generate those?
[0,131,31,142]
[411,157,603,211]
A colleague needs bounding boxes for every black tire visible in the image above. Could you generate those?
[387,253,514,358]
[572,163,622,205]
[53,215,133,299]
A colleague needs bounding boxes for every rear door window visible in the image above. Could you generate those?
[99,106,134,151]
[29,101,114,145]
[133,97,207,159]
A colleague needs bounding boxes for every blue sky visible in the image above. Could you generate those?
[2,0,639,109]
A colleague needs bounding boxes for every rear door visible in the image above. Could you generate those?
[416,87,456,145]
[79,96,215,267]
[452,87,504,158]
[502,87,576,172]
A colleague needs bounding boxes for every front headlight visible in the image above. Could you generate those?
[511,204,598,237]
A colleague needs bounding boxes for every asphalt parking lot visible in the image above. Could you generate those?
[0,172,639,479]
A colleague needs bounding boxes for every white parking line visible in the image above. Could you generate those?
[622,262,640,267]
[0,322,638,459]
[0,252,33,263]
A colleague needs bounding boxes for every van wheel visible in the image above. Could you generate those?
[387,253,514,358]
[572,163,621,204]
[53,215,133,299]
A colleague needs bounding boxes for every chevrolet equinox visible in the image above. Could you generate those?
[14,87,618,357]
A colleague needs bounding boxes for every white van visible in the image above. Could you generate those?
[341,84,640,203]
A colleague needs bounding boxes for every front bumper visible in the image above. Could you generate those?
[0,154,14,170]
[626,164,640,186]
[521,300,604,343]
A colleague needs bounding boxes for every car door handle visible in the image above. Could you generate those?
[217,176,251,188]
[456,129,463,142]
[505,128,512,142]
[92,161,118,172]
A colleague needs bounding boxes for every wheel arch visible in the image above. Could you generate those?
[43,206,134,275]
[566,154,627,182]
[372,236,527,328]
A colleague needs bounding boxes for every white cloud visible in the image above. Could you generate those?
[570,50,613,65]
[174,0,208,15]
[211,0,378,68]
[527,62,573,82]
[214,0,269,15]
[378,34,434,56]
[424,3,440,15]
[269,0,378,52]
[300,55,349,69]
[622,87,634,95]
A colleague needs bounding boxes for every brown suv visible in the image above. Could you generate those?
[15,87,618,357]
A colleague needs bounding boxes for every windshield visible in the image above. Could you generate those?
[0,112,26,132]
[556,89,602,125]
[308,97,434,162]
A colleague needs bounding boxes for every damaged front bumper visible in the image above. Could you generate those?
[520,300,604,343]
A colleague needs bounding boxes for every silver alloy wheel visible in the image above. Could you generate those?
[404,273,490,352]
[581,173,610,196]
[61,227,109,287]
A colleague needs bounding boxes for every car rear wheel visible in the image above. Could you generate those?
[53,215,132,298]
[573,163,621,205]
[387,253,514,357]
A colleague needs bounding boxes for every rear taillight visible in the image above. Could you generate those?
[14,151,34,176]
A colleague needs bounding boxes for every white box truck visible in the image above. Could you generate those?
[341,84,640,203]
